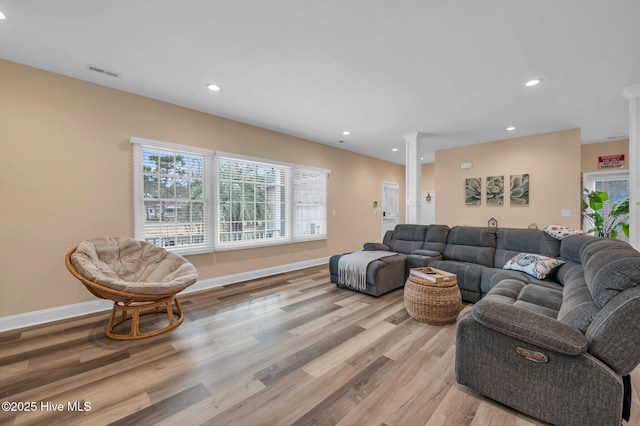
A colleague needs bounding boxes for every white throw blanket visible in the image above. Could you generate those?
[338,250,397,291]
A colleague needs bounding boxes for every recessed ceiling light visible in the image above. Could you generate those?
[206,83,221,92]
[342,131,350,136]
[506,126,516,131]
[392,148,399,152]
[0,11,7,20]
[525,79,542,87]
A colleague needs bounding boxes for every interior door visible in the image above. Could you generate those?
[382,181,399,237]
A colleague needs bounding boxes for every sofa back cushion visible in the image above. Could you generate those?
[555,260,584,286]
[494,228,561,268]
[586,286,640,376]
[387,224,428,254]
[583,240,640,308]
[559,234,610,264]
[422,224,449,253]
[443,226,496,267]
[382,229,394,247]
[557,276,599,333]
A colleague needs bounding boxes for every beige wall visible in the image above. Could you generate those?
[2,57,625,320]
[0,59,405,317]
[421,163,435,191]
[581,139,629,173]
[434,129,582,229]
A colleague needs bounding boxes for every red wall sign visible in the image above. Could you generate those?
[598,154,625,169]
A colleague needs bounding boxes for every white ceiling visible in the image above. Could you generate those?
[1,0,639,164]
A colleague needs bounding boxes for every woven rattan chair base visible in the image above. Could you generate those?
[105,295,184,340]
[404,271,462,325]
[65,248,187,340]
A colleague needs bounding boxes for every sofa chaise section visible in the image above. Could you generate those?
[328,253,405,297]
[329,224,449,297]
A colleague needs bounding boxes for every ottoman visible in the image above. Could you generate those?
[329,252,406,297]
[404,267,461,324]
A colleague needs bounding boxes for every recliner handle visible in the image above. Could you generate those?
[516,346,549,363]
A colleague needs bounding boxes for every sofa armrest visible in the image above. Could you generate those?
[472,299,588,355]
[406,250,443,270]
[411,249,441,257]
[364,242,390,251]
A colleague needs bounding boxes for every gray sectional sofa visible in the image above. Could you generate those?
[329,223,640,425]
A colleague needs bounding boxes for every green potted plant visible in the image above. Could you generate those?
[581,190,629,239]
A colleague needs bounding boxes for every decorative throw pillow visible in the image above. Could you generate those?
[543,225,584,240]
[503,253,566,279]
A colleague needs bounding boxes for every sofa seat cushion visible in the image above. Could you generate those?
[480,268,562,296]
[428,260,487,303]
[483,279,563,319]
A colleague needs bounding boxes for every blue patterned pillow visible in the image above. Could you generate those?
[543,225,583,240]
[503,253,566,279]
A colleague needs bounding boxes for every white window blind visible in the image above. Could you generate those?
[216,155,290,249]
[132,137,329,253]
[293,167,328,240]
[131,137,214,255]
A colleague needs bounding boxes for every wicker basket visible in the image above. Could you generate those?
[404,267,461,325]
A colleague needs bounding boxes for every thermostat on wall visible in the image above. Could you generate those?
[460,162,473,169]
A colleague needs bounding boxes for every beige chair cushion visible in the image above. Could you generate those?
[70,237,198,295]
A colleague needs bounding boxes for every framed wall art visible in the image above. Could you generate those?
[486,175,504,205]
[510,174,529,205]
[465,177,481,205]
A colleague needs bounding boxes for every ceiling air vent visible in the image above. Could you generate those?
[88,65,120,78]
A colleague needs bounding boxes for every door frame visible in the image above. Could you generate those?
[381,181,399,238]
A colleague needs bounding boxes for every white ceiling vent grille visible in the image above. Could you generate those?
[88,65,120,78]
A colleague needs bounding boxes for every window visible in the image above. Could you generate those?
[293,167,327,239]
[583,170,629,242]
[216,155,290,249]
[132,137,329,253]
[131,137,214,255]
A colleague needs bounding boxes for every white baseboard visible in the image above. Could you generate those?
[0,257,330,333]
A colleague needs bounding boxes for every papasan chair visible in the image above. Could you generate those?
[65,237,198,340]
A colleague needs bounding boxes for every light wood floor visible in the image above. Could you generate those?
[1,265,639,425]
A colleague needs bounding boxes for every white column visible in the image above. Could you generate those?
[404,132,424,224]
[623,84,640,249]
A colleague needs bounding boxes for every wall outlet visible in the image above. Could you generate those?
[561,210,571,217]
